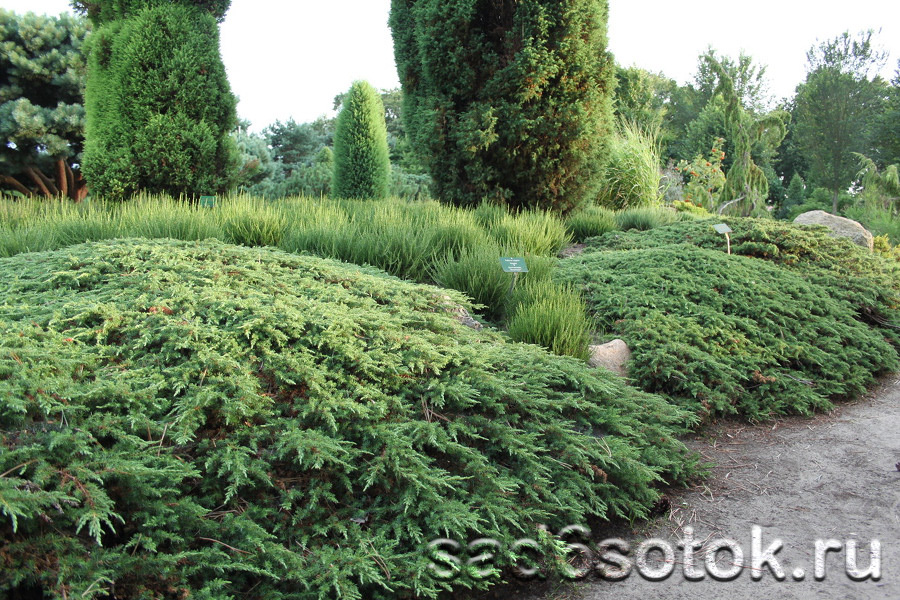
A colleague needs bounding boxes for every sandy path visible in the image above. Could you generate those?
[488,376,900,600]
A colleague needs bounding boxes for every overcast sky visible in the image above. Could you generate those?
[4,0,900,132]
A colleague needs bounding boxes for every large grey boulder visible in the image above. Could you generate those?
[588,339,631,377]
[793,210,874,251]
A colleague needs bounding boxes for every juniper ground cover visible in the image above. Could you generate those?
[0,238,697,599]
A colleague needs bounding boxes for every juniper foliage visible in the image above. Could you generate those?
[0,238,696,599]
[561,222,900,419]
[583,217,900,337]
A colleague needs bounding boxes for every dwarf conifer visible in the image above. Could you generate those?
[332,80,391,199]
[79,0,237,198]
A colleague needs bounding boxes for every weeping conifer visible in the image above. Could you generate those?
[706,57,787,216]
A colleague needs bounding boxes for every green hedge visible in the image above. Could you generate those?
[0,238,696,599]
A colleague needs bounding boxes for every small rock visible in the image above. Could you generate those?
[559,243,588,258]
[793,210,874,251]
[436,295,483,330]
[588,339,631,377]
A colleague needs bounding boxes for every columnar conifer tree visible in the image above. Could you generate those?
[76,0,237,198]
[389,0,616,212]
[331,80,391,199]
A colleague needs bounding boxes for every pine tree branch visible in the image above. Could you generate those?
[56,158,69,197]
[717,196,745,214]
[0,174,34,196]
[34,166,60,196]
[24,167,53,197]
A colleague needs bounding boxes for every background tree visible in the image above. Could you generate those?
[793,30,888,213]
[331,80,391,199]
[772,97,809,188]
[264,117,333,167]
[777,172,807,218]
[662,80,703,163]
[614,65,671,134]
[232,120,276,194]
[871,60,900,167]
[390,0,616,212]
[706,57,787,215]
[274,146,334,198]
[77,0,237,198]
[0,10,89,199]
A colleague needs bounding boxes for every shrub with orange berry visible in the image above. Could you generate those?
[675,137,726,210]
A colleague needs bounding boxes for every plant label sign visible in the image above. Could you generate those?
[199,196,216,208]
[714,223,733,255]
[500,257,528,273]
[713,223,732,234]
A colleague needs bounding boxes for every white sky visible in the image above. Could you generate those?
[3,0,900,131]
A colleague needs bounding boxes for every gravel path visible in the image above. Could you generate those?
[475,376,900,600]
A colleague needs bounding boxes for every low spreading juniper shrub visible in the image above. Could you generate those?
[0,239,697,600]
[0,197,580,347]
[584,217,900,344]
[557,244,899,420]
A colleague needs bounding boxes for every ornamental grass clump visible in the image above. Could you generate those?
[0,238,697,600]
[615,206,682,231]
[506,277,592,360]
[558,243,899,420]
[596,120,663,210]
[565,205,617,242]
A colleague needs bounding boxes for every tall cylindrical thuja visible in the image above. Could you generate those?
[389,0,616,212]
[79,0,237,198]
[331,81,391,200]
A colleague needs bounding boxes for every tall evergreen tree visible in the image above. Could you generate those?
[872,60,900,167]
[331,80,391,199]
[77,0,237,198]
[794,30,887,213]
[0,10,89,199]
[390,0,615,212]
